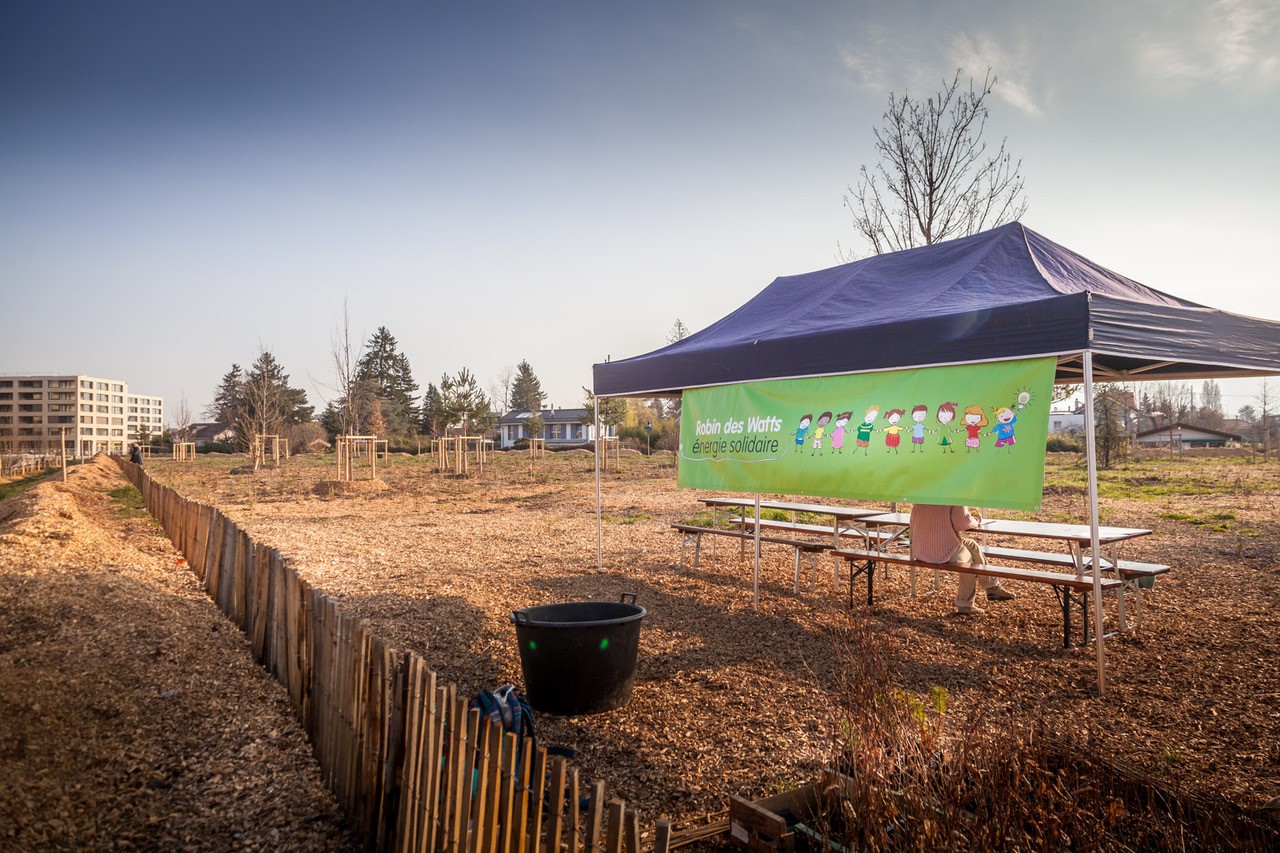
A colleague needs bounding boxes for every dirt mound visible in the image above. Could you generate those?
[0,470,149,571]
[0,456,350,848]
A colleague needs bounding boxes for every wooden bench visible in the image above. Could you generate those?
[980,546,1169,630]
[725,515,897,543]
[671,524,834,593]
[833,548,1124,647]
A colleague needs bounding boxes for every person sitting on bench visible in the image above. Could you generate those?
[909,504,1016,615]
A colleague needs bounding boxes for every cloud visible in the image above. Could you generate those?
[1135,0,1279,90]
[949,32,1042,117]
[836,24,899,93]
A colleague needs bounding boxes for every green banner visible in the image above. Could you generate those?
[678,358,1055,510]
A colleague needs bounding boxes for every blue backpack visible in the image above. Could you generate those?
[471,685,536,752]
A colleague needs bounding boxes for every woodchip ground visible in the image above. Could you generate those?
[2,448,1278,846]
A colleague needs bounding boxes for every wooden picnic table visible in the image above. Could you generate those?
[858,512,1152,545]
[698,497,886,561]
[857,511,1159,630]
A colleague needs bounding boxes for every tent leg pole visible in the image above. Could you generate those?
[1083,350,1107,697]
[595,394,603,571]
[753,493,761,611]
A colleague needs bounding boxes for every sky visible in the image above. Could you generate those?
[2,0,1278,423]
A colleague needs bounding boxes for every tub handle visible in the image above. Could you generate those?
[619,592,637,605]
[511,610,529,626]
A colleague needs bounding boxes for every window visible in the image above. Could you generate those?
[96,405,108,413]
[0,393,10,401]
[18,392,42,400]
[128,406,137,413]
[96,428,109,436]
[0,417,10,425]
[0,380,11,387]
[111,395,123,404]
[49,404,71,413]
[81,416,92,424]
[49,379,73,388]
[111,407,123,414]
[96,394,108,402]
[111,418,123,426]
[0,404,10,413]
[18,416,42,424]
[19,380,42,388]
[96,382,107,390]
[111,429,123,436]
[51,415,75,425]
[81,380,92,389]
[49,392,73,400]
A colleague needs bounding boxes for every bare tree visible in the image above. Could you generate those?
[1259,380,1275,462]
[488,363,516,414]
[841,68,1027,258]
[173,395,193,444]
[324,298,362,437]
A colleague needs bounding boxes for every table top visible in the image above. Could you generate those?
[698,497,883,520]
[859,512,1152,544]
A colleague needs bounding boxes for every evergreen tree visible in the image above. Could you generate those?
[509,360,545,413]
[420,383,445,436]
[206,364,243,422]
[356,326,419,436]
[439,368,495,434]
[320,402,345,441]
[580,387,627,431]
[236,350,312,449]
[525,412,546,441]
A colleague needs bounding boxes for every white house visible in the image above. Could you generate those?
[1048,406,1085,435]
[496,407,614,449]
[1134,422,1241,449]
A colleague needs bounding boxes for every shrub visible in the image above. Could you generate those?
[198,441,237,454]
[1046,435,1083,453]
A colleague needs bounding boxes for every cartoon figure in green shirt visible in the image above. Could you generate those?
[855,406,879,455]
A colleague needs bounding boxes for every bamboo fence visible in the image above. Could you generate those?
[115,457,670,852]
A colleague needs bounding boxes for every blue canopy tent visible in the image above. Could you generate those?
[591,222,1280,694]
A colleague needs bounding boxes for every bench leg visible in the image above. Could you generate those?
[846,560,876,609]
[1051,585,1090,648]
[694,533,703,569]
[1127,577,1143,628]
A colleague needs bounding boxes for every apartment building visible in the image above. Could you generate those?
[0,373,164,456]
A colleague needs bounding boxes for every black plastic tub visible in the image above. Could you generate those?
[510,593,645,716]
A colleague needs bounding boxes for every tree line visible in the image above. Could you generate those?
[204,321,637,450]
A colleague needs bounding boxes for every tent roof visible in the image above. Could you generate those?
[594,222,1280,396]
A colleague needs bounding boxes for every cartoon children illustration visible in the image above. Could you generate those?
[880,408,906,453]
[909,404,932,453]
[831,411,851,453]
[810,411,833,455]
[991,391,1031,452]
[961,405,989,453]
[793,414,812,450]
[936,402,958,453]
[855,406,879,455]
